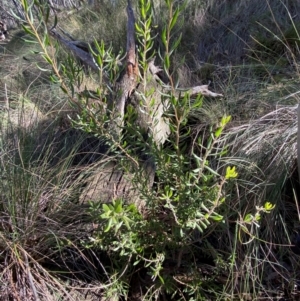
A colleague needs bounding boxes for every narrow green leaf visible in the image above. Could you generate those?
[141,5,146,19]
[22,0,28,12]
[170,7,179,31]
[221,115,231,126]
[43,33,50,46]
[158,274,165,284]
[42,55,53,65]
[165,0,171,9]
[36,64,50,72]
[9,9,24,21]
[161,27,167,48]
[146,1,151,12]
[214,127,222,138]
[225,166,238,179]
[201,203,210,212]
[115,221,123,232]
[171,34,182,52]
[135,26,143,35]
[22,25,35,37]
[102,204,110,212]
[28,7,34,23]
[115,200,123,213]
[210,215,223,222]
[122,216,131,230]
[60,85,68,94]
[22,38,38,44]
[146,18,152,29]
[164,55,170,69]
[244,214,253,223]
[203,164,220,176]
[104,218,113,232]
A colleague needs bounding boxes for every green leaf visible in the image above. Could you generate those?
[22,25,35,37]
[133,260,140,266]
[225,166,238,179]
[161,27,167,48]
[22,0,29,12]
[43,33,50,46]
[244,214,253,223]
[199,219,209,229]
[158,274,165,285]
[42,54,53,65]
[255,213,261,221]
[135,23,143,34]
[165,0,171,9]
[141,4,146,19]
[60,85,68,94]
[104,218,113,232]
[102,204,110,212]
[210,214,223,222]
[221,115,231,126]
[122,216,132,230]
[146,18,152,29]
[220,197,225,204]
[264,202,275,212]
[196,224,203,233]
[100,212,109,219]
[115,199,123,213]
[201,203,210,212]
[171,34,182,52]
[214,127,222,138]
[115,221,123,233]
[203,164,220,177]
[170,7,179,31]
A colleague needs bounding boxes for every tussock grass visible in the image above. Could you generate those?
[0,104,110,299]
[0,34,111,298]
[192,0,300,64]
[176,1,300,298]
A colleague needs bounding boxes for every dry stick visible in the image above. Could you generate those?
[22,250,39,301]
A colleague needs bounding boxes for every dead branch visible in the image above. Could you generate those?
[187,85,223,98]
[108,0,139,138]
[148,59,223,98]
[49,29,100,71]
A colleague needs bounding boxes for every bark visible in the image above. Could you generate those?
[107,0,139,139]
